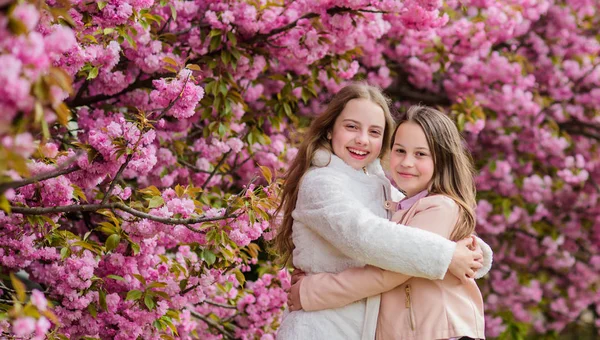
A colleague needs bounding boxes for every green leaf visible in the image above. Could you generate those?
[233,268,245,286]
[144,294,156,310]
[87,67,99,80]
[88,302,97,318]
[148,196,165,209]
[163,57,178,67]
[10,273,26,303]
[502,199,512,220]
[60,247,71,260]
[209,35,221,52]
[97,1,107,10]
[169,4,177,20]
[133,274,147,285]
[126,290,143,301]
[107,275,126,281]
[99,289,108,311]
[123,33,137,49]
[105,234,121,252]
[0,195,10,213]
[71,184,88,202]
[259,165,272,183]
[177,280,189,294]
[148,282,168,289]
[202,250,216,265]
[218,123,226,137]
[130,242,141,255]
[227,31,237,46]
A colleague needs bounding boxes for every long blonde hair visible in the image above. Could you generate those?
[392,105,477,241]
[273,83,395,266]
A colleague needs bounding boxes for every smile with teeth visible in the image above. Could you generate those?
[348,147,369,156]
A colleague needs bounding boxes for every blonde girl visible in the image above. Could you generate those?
[275,87,491,340]
[287,105,487,340]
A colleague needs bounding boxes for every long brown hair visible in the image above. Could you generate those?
[273,83,395,266]
[392,105,477,241]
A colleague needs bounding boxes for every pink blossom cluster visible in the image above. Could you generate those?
[0,2,76,130]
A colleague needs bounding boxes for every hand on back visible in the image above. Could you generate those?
[448,237,483,284]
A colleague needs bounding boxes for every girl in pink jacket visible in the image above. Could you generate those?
[288,105,486,340]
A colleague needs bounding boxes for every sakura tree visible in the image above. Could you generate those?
[0,0,598,339]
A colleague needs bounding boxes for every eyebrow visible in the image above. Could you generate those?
[393,143,429,150]
[343,119,384,130]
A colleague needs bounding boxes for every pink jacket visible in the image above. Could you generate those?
[299,195,485,339]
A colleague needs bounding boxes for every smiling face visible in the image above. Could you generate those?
[389,121,435,197]
[330,98,386,170]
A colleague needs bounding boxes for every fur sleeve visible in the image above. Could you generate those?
[472,236,493,279]
[293,169,456,280]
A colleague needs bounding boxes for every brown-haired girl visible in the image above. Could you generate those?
[275,87,492,340]
[287,105,488,340]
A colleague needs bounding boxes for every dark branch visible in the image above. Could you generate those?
[67,76,158,107]
[559,120,600,141]
[10,203,239,231]
[101,154,133,205]
[153,73,190,121]
[188,309,235,339]
[203,300,237,309]
[245,7,353,45]
[0,153,81,194]
[386,83,451,106]
[202,150,232,190]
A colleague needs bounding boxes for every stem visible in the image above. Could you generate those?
[203,300,237,309]
[202,150,232,190]
[102,131,146,205]
[101,154,133,205]
[154,73,190,121]
[188,309,235,339]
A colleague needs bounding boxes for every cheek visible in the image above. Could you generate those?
[370,137,383,154]
[422,161,435,179]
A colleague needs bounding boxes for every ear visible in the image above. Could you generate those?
[326,131,332,140]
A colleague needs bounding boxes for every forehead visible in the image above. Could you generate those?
[394,121,428,146]
[337,98,386,127]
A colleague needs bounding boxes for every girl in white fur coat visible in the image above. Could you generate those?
[274,84,492,340]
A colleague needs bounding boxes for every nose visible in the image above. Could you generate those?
[400,154,414,168]
[354,131,368,145]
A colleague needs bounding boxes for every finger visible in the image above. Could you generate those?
[471,261,483,270]
[473,252,483,261]
[457,238,471,248]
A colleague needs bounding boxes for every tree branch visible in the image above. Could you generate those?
[0,153,81,194]
[386,82,451,106]
[203,300,237,309]
[188,309,235,339]
[153,73,190,121]
[202,150,232,190]
[10,202,239,231]
[101,154,133,205]
[558,120,600,141]
[67,76,158,107]
[245,7,354,45]
[102,130,147,205]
